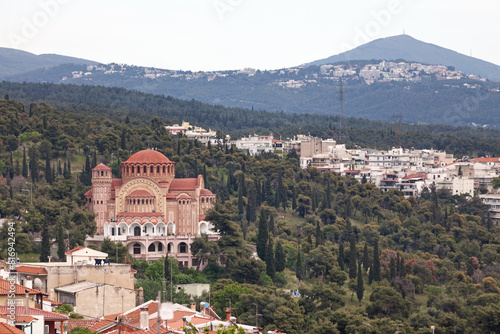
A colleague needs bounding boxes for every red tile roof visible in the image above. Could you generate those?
[125,150,172,164]
[67,318,101,331]
[84,189,92,196]
[127,190,153,197]
[473,157,500,163]
[15,266,48,275]
[0,322,25,334]
[0,306,68,321]
[200,189,214,196]
[403,174,427,180]
[93,163,111,171]
[177,194,191,200]
[169,178,199,191]
[117,212,164,218]
[0,279,48,296]
[65,246,86,255]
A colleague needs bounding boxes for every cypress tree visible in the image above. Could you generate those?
[29,146,38,182]
[57,159,62,176]
[390,257,396,281]
[268,214,275,236]
[396,253,401,277]
[246,182,257,223]
[255,179,262,206]
[400,256,405,277]
[296,246,303,280]
[66,157,72,179]
[349,233,357,279]
[291,186,297,213]
[338,243,345,270]
[45,152,52,184]
[356,262,364,304]
[57,221,65,261]
[265,239,275,279]
[373,239,381,282]
[257,209,268,260]
[315,220,322,247]
[238,184,244,216]
[91,151,97,169]
[325,177,332,209]
[22,147,28,178]
[363,243,370,269]
[275,241,285,272]
[40,224,50,262]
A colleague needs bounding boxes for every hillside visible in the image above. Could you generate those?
[4,60,500,128]
[0,47,99,78]
[2,81,500,157]
[307,35,500,81]
[2,96,500,333]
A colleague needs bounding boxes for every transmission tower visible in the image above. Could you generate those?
[338,78,348,143]
[393,113,402,148]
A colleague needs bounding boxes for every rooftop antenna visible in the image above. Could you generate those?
[393,112,402,148]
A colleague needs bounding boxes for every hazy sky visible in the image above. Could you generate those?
[1,0,499,71]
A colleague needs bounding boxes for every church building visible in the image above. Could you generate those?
[84,149,218,267]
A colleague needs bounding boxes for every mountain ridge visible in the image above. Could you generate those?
[307,35,500,81]
[0,47,99,78]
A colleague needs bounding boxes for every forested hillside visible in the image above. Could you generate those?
[2,81,500,157]
[1,96,500,333]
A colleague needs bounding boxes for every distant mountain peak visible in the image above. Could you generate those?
[307,34,500,81]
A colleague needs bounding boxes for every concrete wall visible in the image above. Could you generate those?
[72,285,136,319]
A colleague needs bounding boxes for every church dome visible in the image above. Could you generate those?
[125,150,171,164]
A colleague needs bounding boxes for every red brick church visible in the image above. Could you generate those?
[84,149,218,266]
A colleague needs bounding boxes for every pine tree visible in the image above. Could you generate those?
[349,233,357,279]
[373,239,381,282]
[363,243,370,269]
[296,246,303,281]
[64,157,72,179]
[291,186,297,213]
[325,176,332,209]
[396,253,401,277]
[22,147,28,178]
[338,243,345,270]
[275,240,285,272]
[57,221,65,261]
[356,262,364,304]
[257,209,268,260]
[266,239,275,279]
[40,224,50,262]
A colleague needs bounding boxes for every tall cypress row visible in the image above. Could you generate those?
[349,233,357,279]
[356,262,364,305]
[257,209,268,260]
[275,241,285,272]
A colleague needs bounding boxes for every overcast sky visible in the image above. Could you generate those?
[1,0,499,71]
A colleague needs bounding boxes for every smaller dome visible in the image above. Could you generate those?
[124,150,172,164]
[93,163,111,171]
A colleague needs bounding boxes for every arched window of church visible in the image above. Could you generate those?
[101,171,103,176]
[132,166,135,174]
[157,166,160,174]
[133,243,141,254]
[143,166,147,174]
[163,166,166,174]
[158,243,163,252]
[148,244,156,252]
[134,226,141,236]
[150,166,154,174]
[178,242,188,253]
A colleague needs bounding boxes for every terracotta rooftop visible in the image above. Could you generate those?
[0,306,68,321]
[177,194,191,200]
[127,190,154,197]
[0,322,25,334]
[169,178,199,191]
[200,189,214,196]
[84,189,92,196]
[65,246,86,255]
[403,174,427,180]
[67,318,101,331]
[117,212,164,218]
[124,150,172,164]
[15,266,48,275]
[0,279,48,296]
[473,157,500,163]
[93,163,111,171]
